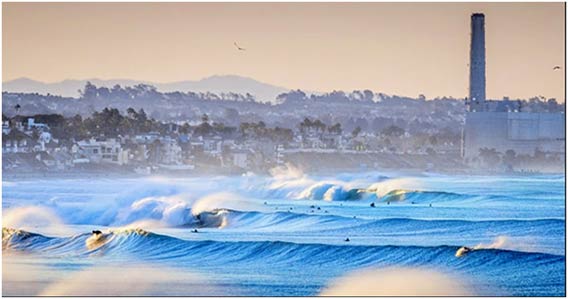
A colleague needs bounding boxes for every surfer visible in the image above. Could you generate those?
[429,203,432,207]
[86,230,107,250]
[370,202,375,207]
[455,246,473,257]
[344,237,350,242]
[191,229,199,233]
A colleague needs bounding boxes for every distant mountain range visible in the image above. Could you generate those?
[3,75,302,102]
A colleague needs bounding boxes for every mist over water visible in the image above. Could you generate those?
[2,169,565,296]
[320,267,473,296]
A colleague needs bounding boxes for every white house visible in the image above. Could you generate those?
[160,137,183,165]
[74,138,128,165]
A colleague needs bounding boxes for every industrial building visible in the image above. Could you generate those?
[463,13,565,159]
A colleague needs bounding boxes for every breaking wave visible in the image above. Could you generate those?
[3,171,564,296]
[4,228,564,276]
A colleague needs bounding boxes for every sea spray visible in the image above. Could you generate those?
[320,267,473,296]
[2,206,71,235]
[37,264,222,296]
[474,235,509,250]
[456,236,522,257]
[191,192,259,216]
[369,177,422,198]
[116,195,194,227]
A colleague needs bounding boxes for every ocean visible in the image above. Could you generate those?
[2,169,565,296]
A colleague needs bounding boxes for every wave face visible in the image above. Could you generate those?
[3,227,565,296]
[2,170,566,296]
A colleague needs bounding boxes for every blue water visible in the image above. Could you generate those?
[2,170,565,296]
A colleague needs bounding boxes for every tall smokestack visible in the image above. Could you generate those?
[469,13,486,111]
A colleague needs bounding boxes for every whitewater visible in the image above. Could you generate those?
[2,167,565,296]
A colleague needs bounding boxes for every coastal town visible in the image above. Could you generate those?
[2,108,465,175]
[2,95,563,176]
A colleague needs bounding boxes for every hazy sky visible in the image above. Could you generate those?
[3,2,565,101]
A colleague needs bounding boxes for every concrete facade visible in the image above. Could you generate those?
[464,112,565,157]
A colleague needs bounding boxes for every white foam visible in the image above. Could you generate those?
[321,267,473,296]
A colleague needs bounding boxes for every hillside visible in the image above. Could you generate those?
[3,75,293,103]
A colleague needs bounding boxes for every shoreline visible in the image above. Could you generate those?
[2,167,563,181]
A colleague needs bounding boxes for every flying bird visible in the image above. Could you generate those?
[553,66,561,70]
[234,42,246,51]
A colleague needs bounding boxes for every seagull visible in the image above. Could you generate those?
[553,66,561,70]
[234,42,246,51]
